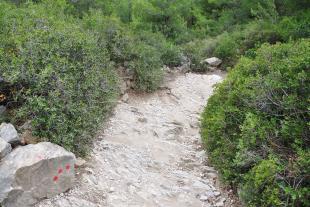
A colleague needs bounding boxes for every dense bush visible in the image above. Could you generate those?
[201,40,310,206]
[1,0,181,156]
[181,39,215,72]
[82,12,174,90]
[277,11,310,41]
[180,12,310,70]
[128,42,163,91]
[134,31,183,67]
[0,1,118,155]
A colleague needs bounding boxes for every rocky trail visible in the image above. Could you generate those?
[36,71,237,207]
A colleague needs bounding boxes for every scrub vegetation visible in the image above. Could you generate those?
[0,0,309,205]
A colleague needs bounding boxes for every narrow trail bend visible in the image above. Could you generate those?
[37,72,236,207]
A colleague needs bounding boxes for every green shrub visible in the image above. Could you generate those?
[82,13,168,90]
[134,31,183,67]
[201,40,310,206]
[0,2,118,155]
[82,11,135,64]
[160,42,183,67]
[214,32,239,64]
[181,39,216,72]
[209,21,283,67]
[240,159,283,206]
[129,43,163,92]
[277,11,310,41]
[131,0,207,41]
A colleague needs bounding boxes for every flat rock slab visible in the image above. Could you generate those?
[0,123,20,144]
[0,138,11,159]
[202,57,222,67]
[0,142,76,207]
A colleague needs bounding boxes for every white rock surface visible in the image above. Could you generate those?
[0,123,20,144]
[202,57,222,67]
[75,157,86,167]
[0,138,11,159]
[121,93,129,103]
[0,142,76,207]
[36,73,236,207]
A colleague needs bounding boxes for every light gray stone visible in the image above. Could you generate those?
[0,123,20,144]
[214,191,221,197]
[0,142,76,207]
[202,57,222,67]
[75,157,86,167]
[0,138,11,159]
[119,81,127,95]
[199,194,209,201]
[122,93,129,103]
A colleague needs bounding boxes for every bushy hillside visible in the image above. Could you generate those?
[199,1,310,206]
[202,40,309,206]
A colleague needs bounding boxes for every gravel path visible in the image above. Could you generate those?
[36,72,237,207]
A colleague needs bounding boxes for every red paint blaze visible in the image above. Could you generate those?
[58,168,63,174]
[74,164,78,169]
[66,164,71,171]
[53,176,59,182]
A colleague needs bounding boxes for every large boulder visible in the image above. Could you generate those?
[0,142,76,207]
[0,123,20,145]
[0,138,11,159]
[202,57,222,67]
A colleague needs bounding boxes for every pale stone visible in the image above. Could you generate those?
[0,123,20,144]
[0,142,76,207]
[0,138,11,159]
[202,57,222,67]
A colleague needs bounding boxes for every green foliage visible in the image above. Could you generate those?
[240,159,283,206]
[82,11,134,63]
[181,39,213,72]
[213,32,239,64]
[181,21,284,69]
[134,31,183,67]
[131,0,208,41]
[197,10,309,68]
[0,1,118,155]
[201,40,310,206]
[277,11,310,41]
[1,0,173,156]
[82,12,176,89]
[129,43,163,92]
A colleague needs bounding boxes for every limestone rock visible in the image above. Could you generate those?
[0,142,76,207]
[122,93,129,103]
[199,194,209,201]
[0,138,11,159]
[119,81,127,95]
[202,57,222,67]
[215,198,226,207]
[0,123,20,144]
[75,157,86,167]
